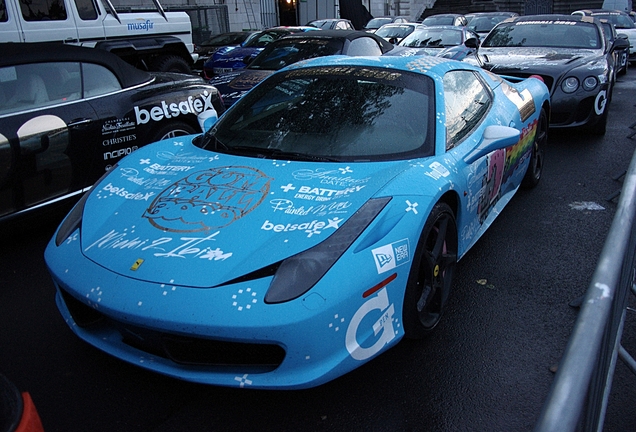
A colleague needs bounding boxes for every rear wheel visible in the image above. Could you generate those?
[522,108,548,189]
[148,122,197,142]
[152,55,191,74]
[403,202,457,339]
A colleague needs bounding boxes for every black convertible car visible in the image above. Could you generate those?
[465,14,629,135]
[0,43,224,222]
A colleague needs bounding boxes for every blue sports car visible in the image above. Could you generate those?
[45,55,550,389]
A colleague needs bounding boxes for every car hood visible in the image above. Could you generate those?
[476,47,601,75]
[211,46,263,64]
[80,139,408,288]
[208,69,274,106]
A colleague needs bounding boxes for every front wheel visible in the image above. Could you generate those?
[522,107,548,189]
[403,202,458,339]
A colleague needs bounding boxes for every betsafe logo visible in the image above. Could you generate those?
[134,91,215,125]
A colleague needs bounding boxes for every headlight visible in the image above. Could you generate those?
[561,77,579,93]
[54,164,117,246]
[582,76,598,91]
[264,197,391,304]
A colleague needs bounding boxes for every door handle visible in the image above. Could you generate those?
[68,118,92,128]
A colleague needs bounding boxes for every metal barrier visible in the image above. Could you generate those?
[534,148,636,431]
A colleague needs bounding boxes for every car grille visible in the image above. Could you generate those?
[59,289,286,370]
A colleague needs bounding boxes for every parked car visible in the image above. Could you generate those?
[572,9,636,63]
[0,373,43,432]
[374,23,424,44]
[598,18,630,75]
[465,11,519,39]
[0,42,224,222]
[193,31,257,71]
[209,30,394,108]
[466,14,629,135]
[307,18,355,30]
[202,26,320,79]
[363,16,410,32]
[420,13,468,27]
[45,54,550,390]
[388,25,480,60]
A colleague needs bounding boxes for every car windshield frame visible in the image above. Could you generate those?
[199,65,436,162]
[482,20,602,49]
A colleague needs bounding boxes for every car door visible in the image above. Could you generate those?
[0,61,100,219]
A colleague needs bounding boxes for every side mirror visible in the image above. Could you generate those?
[243,55,255,65]
[463,125,520,165]
[612,35,630,51]
[197,108,218,132]
[464,37,479,49]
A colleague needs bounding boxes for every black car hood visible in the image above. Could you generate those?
[476,47,600,75]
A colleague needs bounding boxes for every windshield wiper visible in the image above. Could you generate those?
[229,145,340,162]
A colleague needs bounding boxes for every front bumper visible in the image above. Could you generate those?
[45,230,406,389]
[548,85,610,129]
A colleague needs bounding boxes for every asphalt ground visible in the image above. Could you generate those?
[1,67,636,431]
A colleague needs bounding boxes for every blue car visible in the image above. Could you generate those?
[45,55,550,389]
[202,26,320,79]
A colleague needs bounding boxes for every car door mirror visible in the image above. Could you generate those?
[612,36,630,51]
[463,125,520,164]
[464,37,479,49]
[198,108,219,132]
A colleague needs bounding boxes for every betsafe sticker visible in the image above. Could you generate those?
[372,239,410,274]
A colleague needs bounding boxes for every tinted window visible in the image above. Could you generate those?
[400,28,463,47]
[444,70,492,149]
[0,62,81,115]
[208,67,435,161]
[484,21,601,49]
[74,0,97,20]
[0,0,7,22]
[82,63,121,97]
[20,0,67,21]
[249,39,344,71]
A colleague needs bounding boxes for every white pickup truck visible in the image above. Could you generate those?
[0,0,197,73]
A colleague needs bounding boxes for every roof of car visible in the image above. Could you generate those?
[0,42,151,88]
[505,14,601,24]
[278,29,395,52]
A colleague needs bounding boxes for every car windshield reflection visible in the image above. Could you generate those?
[201,66,435,162]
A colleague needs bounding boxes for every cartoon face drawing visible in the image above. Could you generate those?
[144,166,272,232]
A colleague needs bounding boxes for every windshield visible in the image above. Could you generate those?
[466,15,508,32]
[482,20,602,49]
[400,28,463,47]
[248,39,344,71]
[243,30,287,48]
[422,16,455,26]
[201,66,435,162]
[592,13,635,28]
[375,25,416,39]
[365,18,393,29]
[202,32,251,47]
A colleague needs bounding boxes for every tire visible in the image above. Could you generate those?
[151,55,191,74]
[149,122,197,142]
[403,202,458,339]
[522,108,548,189]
